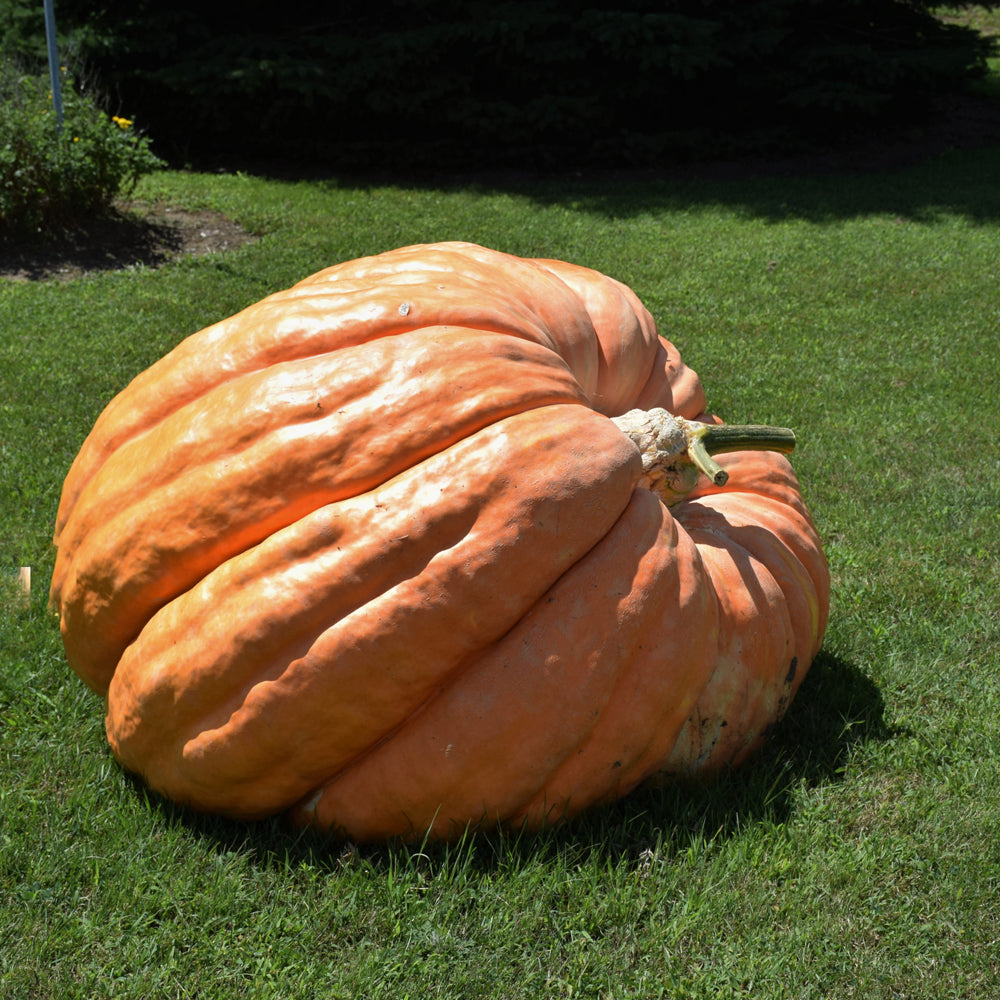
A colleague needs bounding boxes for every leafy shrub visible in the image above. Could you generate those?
[0,62,163,237]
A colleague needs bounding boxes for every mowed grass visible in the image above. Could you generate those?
[2,134,1000,997]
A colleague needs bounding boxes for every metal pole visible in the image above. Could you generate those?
[43,0,64,134]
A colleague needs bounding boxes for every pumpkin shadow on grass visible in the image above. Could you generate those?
[132,647,894,874]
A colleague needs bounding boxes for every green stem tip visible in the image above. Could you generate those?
[687,423,796,487]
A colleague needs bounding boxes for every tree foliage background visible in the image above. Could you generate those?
[2,1,998,171]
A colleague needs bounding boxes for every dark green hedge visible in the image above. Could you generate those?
[5,1,997,172]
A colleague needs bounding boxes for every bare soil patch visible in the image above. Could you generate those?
[0,202,258,282]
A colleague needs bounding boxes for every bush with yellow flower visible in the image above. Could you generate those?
[1,61,163,237]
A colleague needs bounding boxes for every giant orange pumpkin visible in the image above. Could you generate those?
[50,241,829,841]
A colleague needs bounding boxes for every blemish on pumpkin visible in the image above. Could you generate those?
[786,657,798,684]
[398,302,411,316]
[612,760,621,768]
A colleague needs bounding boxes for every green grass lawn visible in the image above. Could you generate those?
[2,133,1000,997]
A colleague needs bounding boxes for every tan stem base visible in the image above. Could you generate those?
[611,408,796,505]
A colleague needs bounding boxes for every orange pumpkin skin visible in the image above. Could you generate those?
[50,242,829,841]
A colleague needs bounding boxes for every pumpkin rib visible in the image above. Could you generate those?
[519,474,826,812]
[505,491,719,829]
[528,258,662,416]
[53,245,603,544]
[678,489,830,662]
[106,403,642,820]
[529,256,709,422]
[686,450,814,519]
[659,510,817,777]
[634,340,708,419]
[53,327,589,686]
[294,488,717,841]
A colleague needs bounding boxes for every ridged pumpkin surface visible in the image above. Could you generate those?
[51,241,829,841]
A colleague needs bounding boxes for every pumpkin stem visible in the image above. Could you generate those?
[611,408,796,503]
[686,423,796,487]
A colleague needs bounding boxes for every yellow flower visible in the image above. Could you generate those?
[112,116,133,130]
[73,137,80,142]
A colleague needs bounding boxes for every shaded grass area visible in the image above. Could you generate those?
[2,134,999,996]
